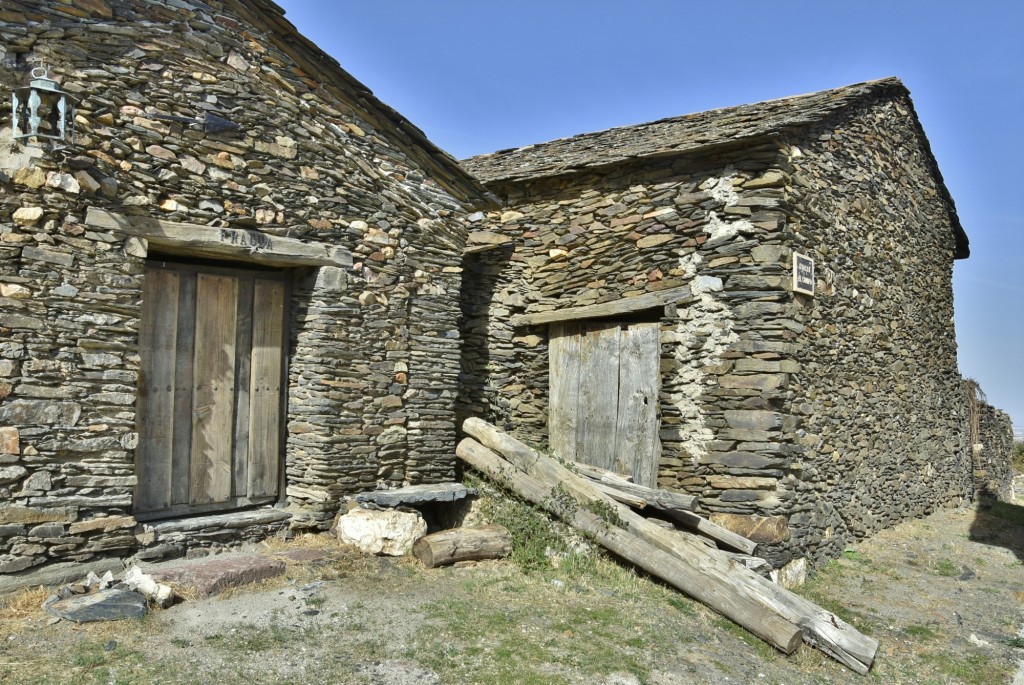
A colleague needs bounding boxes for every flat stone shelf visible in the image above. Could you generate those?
[353,483,476,508]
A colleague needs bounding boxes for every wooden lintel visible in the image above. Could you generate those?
[511,285,693,326]
[85,208,353,269]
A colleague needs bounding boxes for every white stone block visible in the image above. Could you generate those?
[333,508,426,556]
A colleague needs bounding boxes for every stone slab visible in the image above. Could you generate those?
[43,588,147,622]
[147,509,291,535]
[272,548,328,564]
[148,554,286,597]
[0,558,125,596]
[353,482,475,508]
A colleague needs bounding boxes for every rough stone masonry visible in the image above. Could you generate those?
[0,0,491,583]
[460,78,1011,568]
[0,0,1014,590]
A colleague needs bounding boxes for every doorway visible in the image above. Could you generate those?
[134,259,288,518]
[548,320,661,488]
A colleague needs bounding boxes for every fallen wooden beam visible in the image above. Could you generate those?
[413,525,512,568]
[460,418,879,674]
[663,510,759,556]
[456,437,803,655]
[596,472,697,512]
[574,463,758,555]
[587,480,649,509]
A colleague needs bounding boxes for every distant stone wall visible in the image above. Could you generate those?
[971,395,1014,501]
[0,0,472,580]
[780,93,971,562]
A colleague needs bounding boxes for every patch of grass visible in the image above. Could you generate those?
[711,615,779,660]
[933,559,960,577]
[984,498,1024,526]
[841,548,872,565]
[920,651,1013,685]
[1006,636,1024,649]
[473,481,577,574]
[0,586,50,625]
[903,624,940,641]
[666,595,697,617]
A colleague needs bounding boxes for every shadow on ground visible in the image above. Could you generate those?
[968,496,1024,562]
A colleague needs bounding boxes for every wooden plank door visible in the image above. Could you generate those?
[135,262,287,518]
[549,320,660,487]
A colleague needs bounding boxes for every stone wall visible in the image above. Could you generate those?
[458,144,810,567]
[968,387,1015,501]
[461,89,973,569]
[780,93,972,562]
[0,0,478,581]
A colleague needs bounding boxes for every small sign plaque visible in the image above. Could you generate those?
[793,253,815,296]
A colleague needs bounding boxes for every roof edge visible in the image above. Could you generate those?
[228,0,499,210]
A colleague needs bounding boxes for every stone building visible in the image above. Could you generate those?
[0,0,493,585]
[459,79,981,567]
[0,0,1011,588]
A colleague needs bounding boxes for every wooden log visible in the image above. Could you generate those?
[588,480,648,509]
[412,525,512,568]
[574,462,632,482]
[456,438,804,655]
[597,474,697,513]
[511,285,693,326]
[575,463,756,555]
[662,510,759,556]
[460,418,879,674]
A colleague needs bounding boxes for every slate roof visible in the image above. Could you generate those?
[228,0,498,209]
[461,78,967,258]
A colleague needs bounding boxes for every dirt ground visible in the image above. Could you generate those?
[1,496,1022,685]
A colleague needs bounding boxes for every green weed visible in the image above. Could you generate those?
[920,651,1012,685]
[841,548,872,565]
[903,624,940,640]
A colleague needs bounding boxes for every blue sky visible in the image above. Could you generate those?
[278,1,1024,431]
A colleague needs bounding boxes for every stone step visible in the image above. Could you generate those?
[147,554,286,597]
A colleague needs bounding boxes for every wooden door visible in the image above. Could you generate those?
[549,320,660,487]
[135,261,287,518]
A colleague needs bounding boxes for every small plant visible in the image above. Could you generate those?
[934,559,960,577]
[903,624,939,640]
[1012,440,1024,474]
[544,483,579,519]
[841,548,872,565]
[477,484,573,573]
[585,498,625,531]
[1007,636,1024,649]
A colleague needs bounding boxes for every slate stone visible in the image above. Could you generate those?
[149,554,286,597]
[354,482,476,508]
[43,588,147,622]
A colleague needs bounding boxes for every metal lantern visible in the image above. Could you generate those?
[11,66,77,150]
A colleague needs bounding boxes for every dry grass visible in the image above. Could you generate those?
[0,587,50,626]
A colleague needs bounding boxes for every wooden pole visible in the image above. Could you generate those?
[572,463,756,555]
[460,418,879,674]
[456,437,804,655]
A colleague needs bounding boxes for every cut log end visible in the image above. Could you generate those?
[412,524,512,568]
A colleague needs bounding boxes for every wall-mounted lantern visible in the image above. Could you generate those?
[11,66,77,151]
